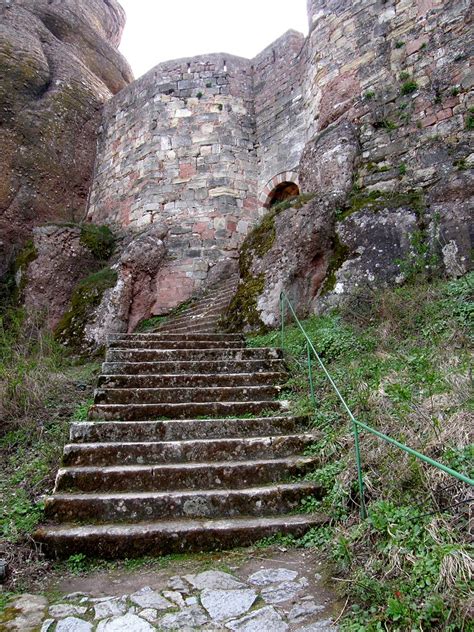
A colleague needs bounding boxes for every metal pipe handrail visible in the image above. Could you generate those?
[279,291,474,519]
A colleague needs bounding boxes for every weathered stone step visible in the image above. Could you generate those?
[97,372,286,390]
[62,434,317,466]
[101,359,286,375]
[94,385,282,405]
[108,339,245,350]
[70,416,307,443]
[89,399,285,420]
[55,455,318,492]
[45,482,323,522]
[163,309,227,328]
[109,333,244,342]
[34,513,327,558]
[105,348,282,362]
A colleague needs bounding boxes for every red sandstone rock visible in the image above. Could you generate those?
[0,0,132,277]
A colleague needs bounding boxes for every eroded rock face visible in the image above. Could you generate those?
[0,0,132,278]
[83,224,168,348]
[22,225,99,329]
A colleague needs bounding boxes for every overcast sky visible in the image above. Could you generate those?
[118,0,308,78]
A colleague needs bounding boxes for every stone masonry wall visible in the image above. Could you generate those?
[87,0,472,323]
[87,53,259,311]
[252,31,307,203]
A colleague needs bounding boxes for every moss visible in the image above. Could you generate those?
[240,193,315,277]
[221,273,267,333]
[0,240,39,310]
[54,268,117,352]
[79,224,115,260]
[319,234,350,296]
[337,188,425,221]
[223,194,315,332]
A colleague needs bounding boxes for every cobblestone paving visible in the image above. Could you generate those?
[4,554,340,632]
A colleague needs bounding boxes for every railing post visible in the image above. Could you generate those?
[280,292,285,352]
[353,421,367,519]
[307,340,316,407]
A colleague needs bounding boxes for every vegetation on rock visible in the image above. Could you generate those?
[54,267,118,352]
[79,223,116,261]
[222,194,315,332]
[249,273,473,630]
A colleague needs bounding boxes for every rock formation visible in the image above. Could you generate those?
[0,0,132,279]
[5,0,472,344]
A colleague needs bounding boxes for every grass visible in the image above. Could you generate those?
[248,274,473,630]
[0,308,100,592]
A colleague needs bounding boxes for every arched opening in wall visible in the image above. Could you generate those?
[267,182,300,208]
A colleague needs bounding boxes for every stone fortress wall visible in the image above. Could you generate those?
[87,0,472,317]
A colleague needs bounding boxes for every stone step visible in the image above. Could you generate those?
[94,385,282,405]
[55,455,318,493]
[163,303,228,325]
[34,513,327,558]
[45,482,323,523]
[109,333,244,342]
[97,372,286,389]
[89,399,285,420]
[158,324,221,334]
[70,416,307,443]
[101,359,286,375]
[62,434,317,466]
[105,348,282,362]
[108,340,245,349]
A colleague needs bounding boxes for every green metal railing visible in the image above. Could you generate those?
[279,291,474,519]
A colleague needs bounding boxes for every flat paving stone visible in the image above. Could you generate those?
[138,608,158,623]
[226,605,289,632]
[4,595,49,632]
[261,577,309,604]
[248,568,298,586]
[96,613,155,632]
[185,570,246,590]
[163,589,186,607]
[56,618,93,632]
[158,604,209,629]
[201,588,258,621]
[93,597,128,619]
[129,586,173,610]
[287,600,325,621]
[49,604,88,618]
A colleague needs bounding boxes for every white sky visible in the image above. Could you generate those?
[118,0,309,79]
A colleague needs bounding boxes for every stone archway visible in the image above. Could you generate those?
[259,171,300,208]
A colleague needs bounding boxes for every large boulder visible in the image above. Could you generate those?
[0,0,132,278]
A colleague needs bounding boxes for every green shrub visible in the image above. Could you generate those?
[79,224,115,260]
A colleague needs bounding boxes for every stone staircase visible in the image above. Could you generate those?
[35,277,324,557]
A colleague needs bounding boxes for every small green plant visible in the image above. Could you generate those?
[466,109,474,130]
[65,553,89,575]
[399,163,407,175]
[395,41,405,49]
[79,224,115,260]
[217,103,223,111]
[399,71,410,81]
[196,91,203,99]
[401,80,418,95]
[383,119,398,131]
[420,42,428,50]
[206,82,212,88]
[451,86,460,96]
[364,90,375,100]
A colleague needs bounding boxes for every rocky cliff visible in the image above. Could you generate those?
[0,0,132,279]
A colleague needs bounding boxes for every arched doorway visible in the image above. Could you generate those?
[267,181,300,207]
[259,170,301,209]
